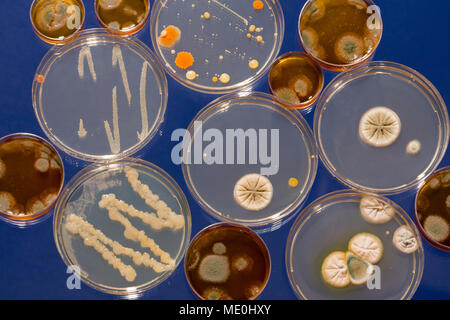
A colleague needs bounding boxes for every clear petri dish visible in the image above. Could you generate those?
[53,158,191,295]
[268,51,324,111]
[181,92,318,232]
[184,222,271,300]
[298,0,383,71]
[149,0,284,94]
[30,0,86,45]
[32,29,168,162]
[314,61,449,195]
[415,166,450,252]
[0,133,64,227]
[94,0,151,36]
[286,190,424,300]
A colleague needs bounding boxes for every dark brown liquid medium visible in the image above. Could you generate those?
[97,0,149,32]
[186,225,270,300]
[269,55,322,106]
[32,0,84,41]
[300,0,380,65]
[416,171,450,247]
[0,138,63,217]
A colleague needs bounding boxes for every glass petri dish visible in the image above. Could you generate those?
[0,133,64,227]
[181,92,318,232]
[268,51,324,111]
[94,0,151,36]
[30,0,86,45]
[415,166,450,252]
[184,222,271,300]
[32,29,168,162]
[53,158,191,295]
[149,0,284,94]
[314,61,449,195]
[286,190,424,300]
[298,0,382,71]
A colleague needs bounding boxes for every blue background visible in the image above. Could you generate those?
[0,0,448,300]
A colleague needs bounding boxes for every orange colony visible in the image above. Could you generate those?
[175,51,195,69]
[253,0,264,10]
[158,25,181,48]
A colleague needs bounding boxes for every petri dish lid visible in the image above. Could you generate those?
[53,158,191,295]
[182,92,318,232]
[314,61,449,194]
[33,29,168,162]
[150,0,284,94]
[286,190,424,300]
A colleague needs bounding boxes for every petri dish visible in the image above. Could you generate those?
[53,158,191,295]
[94,0,151,36]
[32,29,168,162]
[268,51,324,111]
[149,0,284,94]
[0,133,64,227]
[185,222,271,300]
[314,61,449,195]
[181,92,318,232]
[415,166,450,252]
[286,190,424,300]
[30,0,86,45]
[298,0,382,71]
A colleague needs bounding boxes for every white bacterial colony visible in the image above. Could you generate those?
[137,62,150,142]
[99,205,175,267]
[74,44,154,155]
[104,86,121,154]
[64,166,185,282]
[124,167,184,224]
[99,193,184,231]
[78,46,97,82]
[65,214,172,277]
[78,119,87,138]
[112,45,132,106]
[65,214,137,282]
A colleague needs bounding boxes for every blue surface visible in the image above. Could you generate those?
[0,0,448,300]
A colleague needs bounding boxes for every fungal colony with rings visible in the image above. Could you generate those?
[416,168,450,249]
[286,191,424,300]
[299,0,382,70]
[32,30,167,161]
[314,62,449,194]
[150,0,284,93]
[31,0,85,44]
[95,0,150,35]
[185,224,270,300]
[55,160,191,294]
[0,134,64,223]
[181,93,317,230]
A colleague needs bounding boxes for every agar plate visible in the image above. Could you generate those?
[33,29,168,162]
[182,92,318,231]
[286,190,424,300]
[314,61,449,194]
[150,0,284,94]
[53,158,191,295]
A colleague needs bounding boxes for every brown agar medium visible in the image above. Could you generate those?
[30,0,85,44]
[95,0,150,36]
[185,223,271,300]
[269,52,324,110]
[0,133,64,226]
[298,0,382,71]
[415,167,450,251]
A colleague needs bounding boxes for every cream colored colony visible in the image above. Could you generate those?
[65,214,137,282]
[124,167,184,224]
[99,205,175,266]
